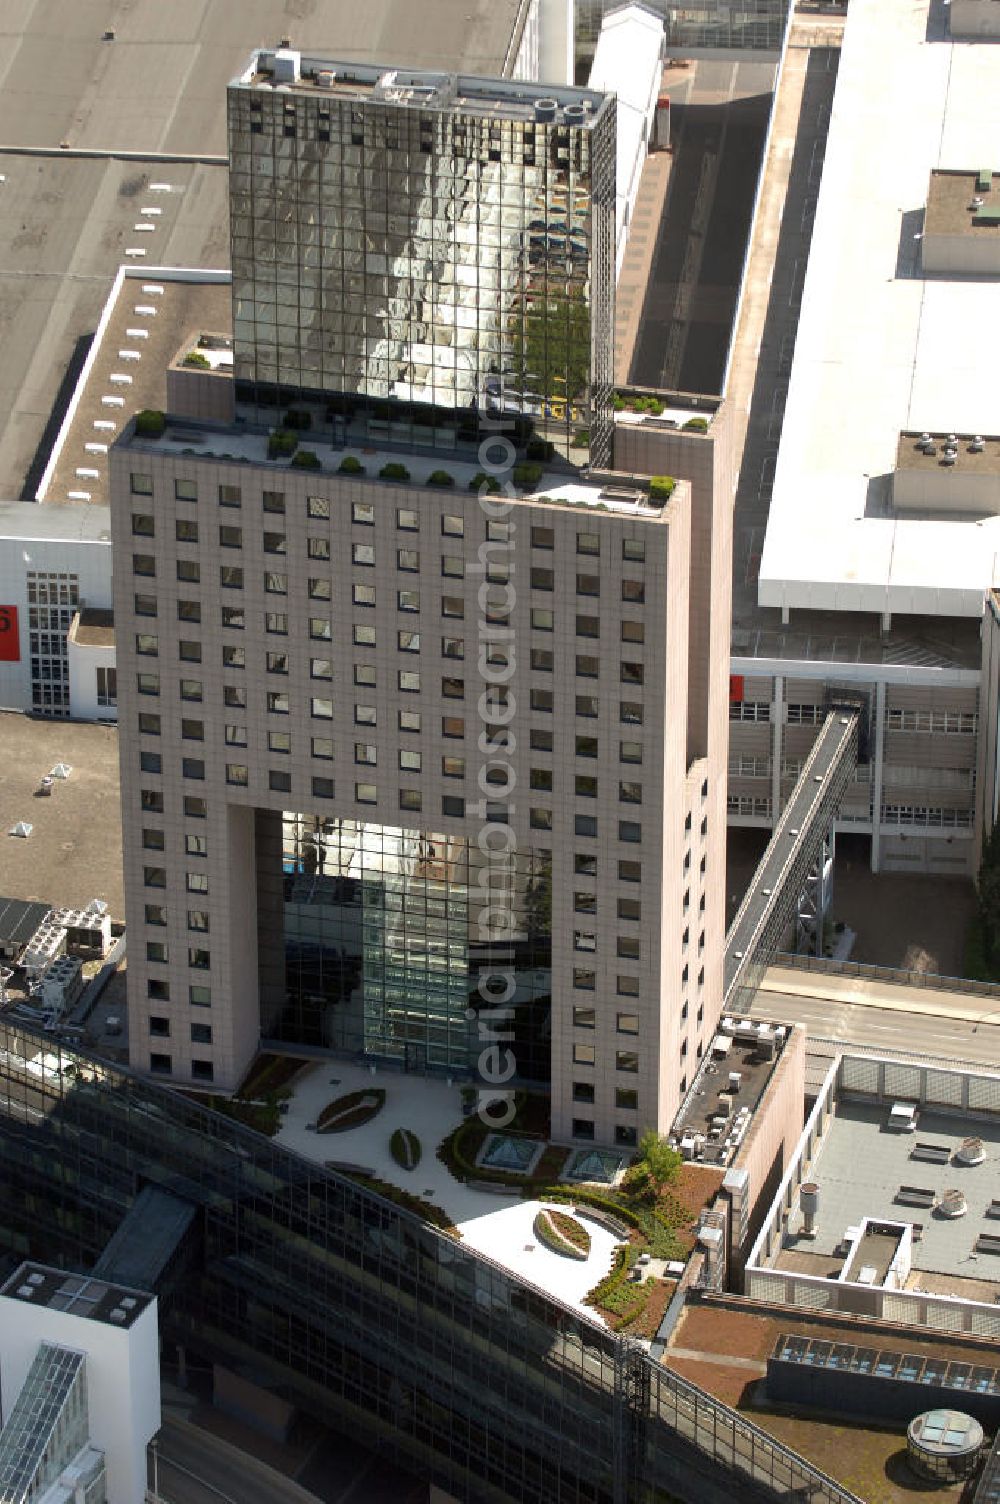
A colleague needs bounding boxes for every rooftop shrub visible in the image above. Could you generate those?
[682,416,709,433]
[648,475,676,503]
[338,455,365,475]
[512,461,543,490]
[290,449,320,470]
[380,462,411,482]
[426,469,455,488]
[182,350,211,369]
[267,429,298,459]
[134,409,166,438]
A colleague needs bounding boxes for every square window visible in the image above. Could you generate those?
[531,609,553,631]
[575,815,598,838]
[269,770,291,793]
[354,583,376,607]
[573,1082,595,1104]
[618,898,641,922]
[149,1053,172,1074]
[441,514,464,537]
[132,514,154,537]
[149,1016,170,1037]
[134,593,157,617]
[617,975,640,997]
[262,490,285,514]
[219,483,241,507]
[622,579,645,603]
[191,1060,214,1083]
[140,752,162,775]
[354,664,376,687]
[311,737,333,760]
[531,568,553,591]
[263,532,286,555]
[399,630,420,652]
[529,808,552,831]
[191,1022,213,1044]
[226,764,248,786]
[615,1125,638,1148]
[311,618,332,640]
[531,689,553,713]
[224,686,246,708]
[576,736,598,758]
[573,1044,595,1066]
[576,574,600,597]
[620,782,642,804]
[576,616,600,639]
[268,731,291,754]
[397,508,419,531]
[176,519,199,543]
[182,758,205,780]
[399,749,422,772]
[616,1050,639,1073]
[175,478,197,502]
[619,821,642,843]
[573,969,595,989]
[266,652,288,674]
[442,755,464,777]
[399,670,420,692]
[219,525,242,548]
[576,696,598,718]
[530,729,553,752]
[622,621,645,644]
[307,536,331,560]
[145,904,166,926]
[133,553,155,577]
[181,718,203,741]
[178,560,200,582]
[307,494,330,519]
[399,789,422,812]
[130,472,153,496]
[577,531,599,556]
[220,565,243,589]
[352,502,374,525]
[312,776,335,799]
[398,590,420,612]
[309,577,331,600]
[575,775,597,798]
[190,985,212,1006]
[530,768,553,792]
[356,782,377,804]
[264,572,287,595]
[623,539,645,562]
[397,548,419,571]
[311,658,332,680]
[442,677,464,699]
[221,605,245,629]
[353,542,375,566]
[531,526,553,550]
[222,646,245,669]
[399,709,421,732]
[576,655,599,679]
[572,1118,595,1141]
[441,795,465,816]
[618,860,641,882]
[441,555,464,578]
[441,596,464,619]
[148,979,169,1001]
[138,713,160,736]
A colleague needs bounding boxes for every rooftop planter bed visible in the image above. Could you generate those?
[649,475,676,503]
[534,1208,591,1260]
[316,1088,386,1134]
[390,1127,422,1171]
[338,455,365,475]
[380,462,411,482]
[426,469,455,488]
[182,350,211,369]
[290,449,321,470]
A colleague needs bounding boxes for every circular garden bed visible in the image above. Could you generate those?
[316,1088,386,1134]
[390,1127,422,1171]
[533,1207,591,1261]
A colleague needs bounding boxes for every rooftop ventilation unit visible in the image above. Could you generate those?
[954,1136,985,1166]
[9,821,32,838]
[970,436,986,453]
[938,1188,968,1218]
[534,98,558,122]
[968,197,984,210]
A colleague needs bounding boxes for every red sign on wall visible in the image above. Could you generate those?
[0,606,20,662]
[729,674,745,704]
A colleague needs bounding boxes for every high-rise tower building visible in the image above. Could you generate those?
[228,50,616,467]
[110,44,731,1147]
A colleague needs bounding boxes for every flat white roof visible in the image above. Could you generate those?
[757,0,1000,620]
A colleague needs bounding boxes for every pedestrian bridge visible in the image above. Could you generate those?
[724,707,860,1013]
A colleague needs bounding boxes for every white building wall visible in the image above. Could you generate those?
[0,527,112,715]
[68,637,117,722]
[0,1289,160,1504]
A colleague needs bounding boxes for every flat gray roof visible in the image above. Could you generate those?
[781,1100,1000,1300]
[0,502,111,543]
[0,1,529,155]
[0,712,122,918]
[0,1262,151,1328]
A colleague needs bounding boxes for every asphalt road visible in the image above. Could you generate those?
[752,971,1000,1071]
[152,1414,321,1504]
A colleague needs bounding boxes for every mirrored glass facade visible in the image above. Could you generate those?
[258,814,551,1079]
[0,1019,861,1504]
[228,56,616,466]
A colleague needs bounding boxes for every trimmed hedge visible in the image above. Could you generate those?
[339,455,365,475]
[317,1088,386,1134]
[426,469,455,488]
[182,350,211,368]
[346,1172,458,1237]
[512,461,543,490]
[390,1127,422,1171]
[682,416,709,432]
[380,462,411,482]
[468,471,501,494]
[648,475,676,503]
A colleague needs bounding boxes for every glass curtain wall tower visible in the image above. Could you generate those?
[228,51,616,466]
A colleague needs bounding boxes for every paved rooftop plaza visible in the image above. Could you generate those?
[275,1059,621,1319]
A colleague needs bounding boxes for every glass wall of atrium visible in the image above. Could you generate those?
[257,813,552,1080]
